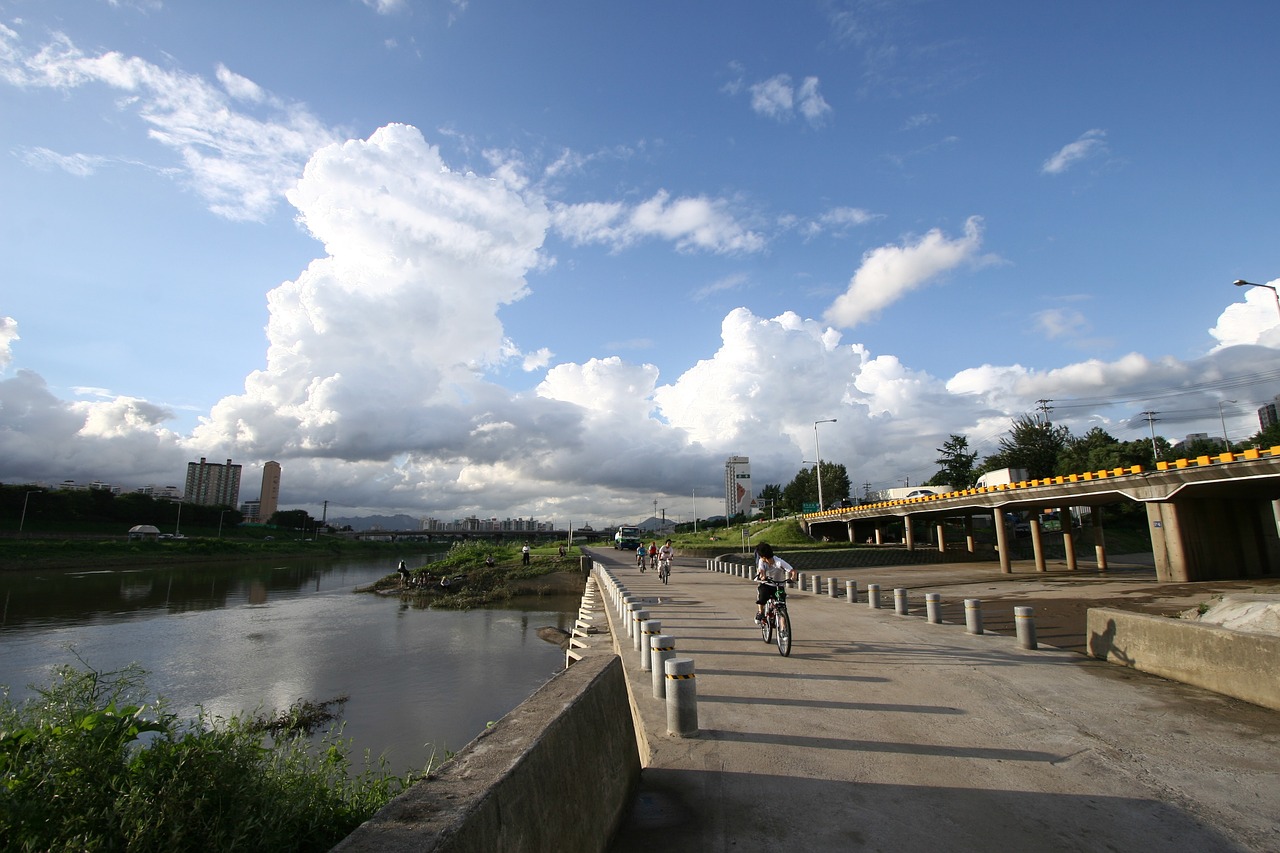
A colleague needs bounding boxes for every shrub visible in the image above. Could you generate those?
[0,663,419,852]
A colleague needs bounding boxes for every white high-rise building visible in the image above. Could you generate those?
[724,455,752,518]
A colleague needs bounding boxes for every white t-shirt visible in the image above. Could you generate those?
[658,545,674,560]
[756,556,794,582]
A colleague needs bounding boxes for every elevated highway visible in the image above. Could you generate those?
[802,447,1280,582]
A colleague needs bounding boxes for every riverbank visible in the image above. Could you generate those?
[0,535,426,572]
[360,557,587,608]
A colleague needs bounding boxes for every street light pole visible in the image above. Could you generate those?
[1233,279,1280,319]
[814,418,836,510]
[174,500,182,537]
[218,509,228,538]
[19,490,36,533]
[1219,400,1237,451]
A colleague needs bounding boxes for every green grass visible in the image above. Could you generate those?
[0,662,423,852]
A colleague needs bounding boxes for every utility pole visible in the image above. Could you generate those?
[1035,399,1053,423]
[1141,411,1162,460]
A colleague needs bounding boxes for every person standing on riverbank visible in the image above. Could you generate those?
[397,560,410,586]
[521,543,530,565]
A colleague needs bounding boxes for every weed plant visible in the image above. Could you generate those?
[0,662,420,852]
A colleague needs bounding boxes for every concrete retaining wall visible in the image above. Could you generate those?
[1086,607,1280,711]
[331,653,640,852]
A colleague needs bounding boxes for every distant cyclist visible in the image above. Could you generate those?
[753,542,797,624]
[636,544,647,571]
[648,542,658,569]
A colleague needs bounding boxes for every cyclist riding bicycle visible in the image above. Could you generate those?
[636,544,647,570]
[752,541,797,624]
[657,539,674,580]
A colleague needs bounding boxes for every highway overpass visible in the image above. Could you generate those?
[801,447,1280,583]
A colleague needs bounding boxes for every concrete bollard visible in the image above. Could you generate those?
[665,657,699,737]
[965,598,984,634]
[626,602,643,639]
[925,593,942,624]
[894,587,908,616]
[640,619,662,670]
[632,609,650,651]
[650,635,675,699]
[867,583,881,609]
[797,572,806,590]
[810,575,820,594]
[621,595,637,620]
[828,577,838,598]
[846,580,857,603]
[1015,606,1038,649]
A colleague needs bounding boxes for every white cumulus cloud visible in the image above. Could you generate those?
[823,216,991,328]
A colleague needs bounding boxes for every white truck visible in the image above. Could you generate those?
[975,468,1029,489]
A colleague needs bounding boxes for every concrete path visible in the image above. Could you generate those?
[594,551,1280,852]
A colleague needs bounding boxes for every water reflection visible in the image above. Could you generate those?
[0,554,582,773]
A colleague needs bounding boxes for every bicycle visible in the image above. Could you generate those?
[658,557,671,585]
[636,551,646,571]
[758,579,792,656]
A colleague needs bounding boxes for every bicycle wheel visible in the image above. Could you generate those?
[661,567,669,585]
[759,606,773,643]
[775,607,791,656]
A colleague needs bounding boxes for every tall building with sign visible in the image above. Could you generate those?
[184,457,242,508]
[724,455,752,518]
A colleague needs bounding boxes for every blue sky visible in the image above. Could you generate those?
[3,0,1280,526]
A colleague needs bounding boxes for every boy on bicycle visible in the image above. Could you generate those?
[753,541,797,624]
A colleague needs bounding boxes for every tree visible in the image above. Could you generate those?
[756,483,782,516]
[927,434,977,489]
[1250,421,1280,450]
[780,462,851,512]
[268,509,314,530]
[982,414,1072,479]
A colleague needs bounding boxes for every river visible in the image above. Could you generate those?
[0,553,580,773]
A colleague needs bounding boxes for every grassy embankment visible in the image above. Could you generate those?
[365,541,587,609]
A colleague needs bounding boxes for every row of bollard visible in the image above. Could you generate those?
[702,558,1038,650]
[596,564,698,737]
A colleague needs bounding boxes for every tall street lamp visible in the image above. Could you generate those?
[813,419,837,510]
[174,500,182,537]
[1233,279,1280,319]
[1219,400,1237,451]
[19,490,37,534]
[218,509,228,538]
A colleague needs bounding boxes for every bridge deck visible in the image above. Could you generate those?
[594,549,1280,852]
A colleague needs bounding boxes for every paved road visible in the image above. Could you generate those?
[590,550,1280,852]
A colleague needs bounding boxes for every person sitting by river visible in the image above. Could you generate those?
[485,555,496,568]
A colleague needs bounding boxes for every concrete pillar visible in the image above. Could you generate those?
[874,525,884,545]
[827,577,838,598]
[846,580,857,603]
[810,575,820,594]
[1060,505,1078,571]
[936,520,947,553]
[867,583,882,609]
[993,508,1012,574]
[1092,506,1108,572]
[893,587,908,616]
[626,602,643,639]
[665,658,699,737]
[965,515,976,553]
[964,598,984,634]
[650,635,675,699]
[904,516,916,551]
[1030,517,1046,573]
[846,520,856,543]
